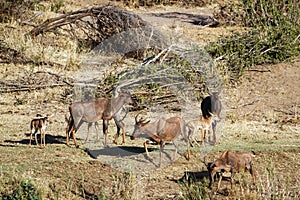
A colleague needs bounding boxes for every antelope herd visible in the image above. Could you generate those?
[28,88,256,192]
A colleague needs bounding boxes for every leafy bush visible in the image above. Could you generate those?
[1,179,42,200]
[207,0,300,81]
[241,0,299,28]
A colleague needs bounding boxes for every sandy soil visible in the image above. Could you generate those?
[0,1,299,199]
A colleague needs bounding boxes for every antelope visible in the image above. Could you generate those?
[30,114,50,146]
[203,151,256,192]
[187,113,219,146]
[130,114,190,167]
[65,115,99,144]
[201,90,222,144]
[66,89,136,147]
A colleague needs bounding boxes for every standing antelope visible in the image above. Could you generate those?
[66,89,136,147]
[201,90,222,144]
[187,113,219,146]
[30,114,50,146]
[130,114,190,167]
[65,115,99,144]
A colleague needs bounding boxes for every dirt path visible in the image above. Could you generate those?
[225,59,300,124]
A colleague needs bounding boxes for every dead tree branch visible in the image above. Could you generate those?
[28,6,166,52]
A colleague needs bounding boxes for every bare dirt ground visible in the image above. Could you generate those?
[0,1,299,199]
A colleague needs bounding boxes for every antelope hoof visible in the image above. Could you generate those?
[186,154,190,161]
[102,142,109,148]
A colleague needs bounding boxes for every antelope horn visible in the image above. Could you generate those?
[206,87,212,96]
[135,113,140,123]
[138,117,147,124]
[113,85,122,97]
[135,111,148,123]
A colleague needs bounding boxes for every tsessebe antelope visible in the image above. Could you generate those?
[65,115,100,144]
[30,114,50,146]
[201,90,222,144]
[130,114,190,167]
[187,113,219,146]
[203,151,256,192]
[66,89,136,147]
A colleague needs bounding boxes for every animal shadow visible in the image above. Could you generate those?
[4,133,66,146]
[86,146,156,159]
[150,12,219,27]
[176,170,210,185]
[175,171,231,196]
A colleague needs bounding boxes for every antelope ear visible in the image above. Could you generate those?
[224,164,232,171]
[113,86,121,97]
[203,156,208,167]
[208,112,214,116]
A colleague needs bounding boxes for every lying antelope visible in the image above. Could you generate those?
[201,90,222,144]
[187,113,219,146]
[130,114,190,167]
[203,151,256,192]
[30,114,50,146]
[66,88,136,147]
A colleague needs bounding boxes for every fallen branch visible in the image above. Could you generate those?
[141,46,173,66]
[232,100,260,109]
[20,12,42,27]
[35,70,74,85]
[274,109,299,116]
[0,84,67,93]
[246,69,271,73]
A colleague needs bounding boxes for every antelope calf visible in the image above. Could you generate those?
[187,113,219,146]
[30,114,49,146]
[130,114,190,167]
[201,90,222,144]
[203,151,256,192]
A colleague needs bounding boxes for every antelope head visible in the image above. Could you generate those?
[130,113,150,140]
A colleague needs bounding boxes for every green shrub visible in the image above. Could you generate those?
[207,0,300,81]
[1,179,42,200]
[50,0,64,13]
[241,0,299,28]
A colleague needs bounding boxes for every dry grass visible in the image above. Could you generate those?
[0,1,299,199]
